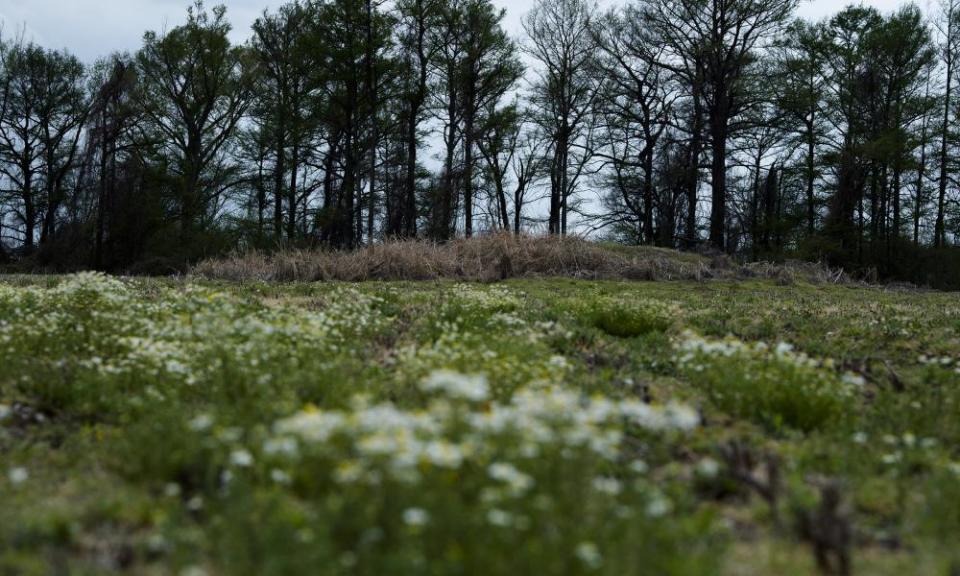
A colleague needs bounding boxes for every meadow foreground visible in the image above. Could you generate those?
[1,274,959,575]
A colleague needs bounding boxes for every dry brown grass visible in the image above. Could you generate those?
[189,234,850,285]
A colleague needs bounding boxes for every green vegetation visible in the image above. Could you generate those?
[2,274,960,575]
[676,335,858,433]
[587,297,675,338]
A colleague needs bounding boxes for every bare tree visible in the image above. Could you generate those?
[394,0,442,238]
[524,0,598,236]
[592,5,675,245]
[934,0,960,248]
[640,0,798,252]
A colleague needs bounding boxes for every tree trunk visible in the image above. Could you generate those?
[936,15,954,249]
[402,0,429,238]
[464,105,475,238]
[365,0,378,245]
[274,121,286,241]
[404,98,422,237]
[806,116,816,236]
[915,111,929,246]
[514,183,525,235]
[708,106,728,252]
[685,86,703,249]
[95,112,108,269]
[22,176,34,251]
[287,143,299,241]
[642,147,655,244]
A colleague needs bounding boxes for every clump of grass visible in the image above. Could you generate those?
[588,297,675,338]
[919,464,960,561]
[675,333,860,433]
[190,235,855,286]
[191,234,699,282]
[190,234,771,283]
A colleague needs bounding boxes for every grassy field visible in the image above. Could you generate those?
[2,273,959,575]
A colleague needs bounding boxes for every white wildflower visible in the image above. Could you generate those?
[274,411,345,443]
[664,403,700,431]
[775,342,795,356]
[421,370,489,402]
[263,437,299,457]
[423,440,465,469]
[334,461,370,485]
[696,458,720,478]
[229,449,254,468]
[486,508,514,527]
[8,467,28,485]
[646,495,672,517]
[841,373,866,387]
[217,427,243,443]
[488,462,534,495]
[188,414,213,432]
[592,476,622,496]
[575,542,603,570]
[402,508,429,527]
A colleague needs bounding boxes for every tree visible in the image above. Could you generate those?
[592,5,674,245]
[0,41,48,252]
[935,0,960,248]
[35,50,88,248]
[477,101,521,231]
[524,0,598,236]
[913,71,935,246]
[817,5,934,266]
[428,0,521,240]
[820,6,882,258]
[251,0,320,243]
[866,6,934,251]
[775,20,827,237]
[0,41,88,253]
[135,1,251,255]
[85,55,139,269]
[393,0,442,238]
[459,0,523,238]
[640,0,798,252]
[311,0,394,248]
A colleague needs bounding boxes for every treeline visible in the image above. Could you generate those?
[2,0,960,285]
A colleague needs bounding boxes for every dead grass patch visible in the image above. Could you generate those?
[190,234,850,285]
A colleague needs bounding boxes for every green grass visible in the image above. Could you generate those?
[2,274,960,575]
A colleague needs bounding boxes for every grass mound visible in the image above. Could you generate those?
[191,234,847,284]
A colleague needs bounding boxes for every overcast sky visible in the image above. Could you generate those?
[0,0,929,63]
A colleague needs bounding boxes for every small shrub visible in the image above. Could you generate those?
[588,297,675,338]
[675,333,860,433]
